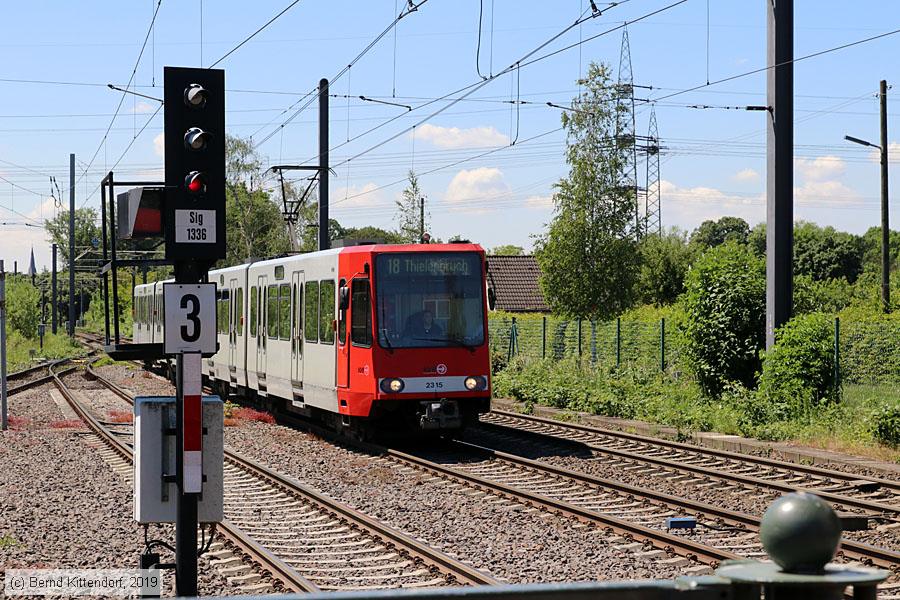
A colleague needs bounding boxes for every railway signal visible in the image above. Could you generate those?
[163,67,226,266]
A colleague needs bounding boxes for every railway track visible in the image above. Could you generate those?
[482,410,900,512]
[75,361,498,592]
[7,357,80,395]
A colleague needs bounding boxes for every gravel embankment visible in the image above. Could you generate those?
[96,365,707,583]
[0,378,247,596]
[459,426,900,552]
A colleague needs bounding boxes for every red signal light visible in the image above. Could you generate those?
[185,171,207,195]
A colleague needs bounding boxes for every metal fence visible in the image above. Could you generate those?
[489,313,900,391]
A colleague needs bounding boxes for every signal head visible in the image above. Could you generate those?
[184,127,211,151]
[183,83,208,109]
[185,171,207,195]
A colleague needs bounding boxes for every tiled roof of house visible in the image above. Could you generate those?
[486,255,550,313]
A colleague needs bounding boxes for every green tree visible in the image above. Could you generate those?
[747,223,766,255]
[636,228,694,306]
[223,134,292,264]
[6,277,40,337]
[859,226,900,277]
[681,241,766,396]
[489,245,525,256]
[44,207,102,268]
[793,222,863,282]
[689,216,750,249]
[396,170,428,243]
[343,226,405,244]
[534,62,639,319]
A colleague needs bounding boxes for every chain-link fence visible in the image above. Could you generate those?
[489,313,900,393]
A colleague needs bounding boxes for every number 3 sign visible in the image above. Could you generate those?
[163,283,217,354]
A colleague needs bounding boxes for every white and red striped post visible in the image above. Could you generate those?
[181,352,203,494]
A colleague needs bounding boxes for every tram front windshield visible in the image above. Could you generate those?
[375,252,485,349]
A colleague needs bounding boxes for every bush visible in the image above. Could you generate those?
[872,405,900,447]
[681,242,765,396]
[756,313,838,424]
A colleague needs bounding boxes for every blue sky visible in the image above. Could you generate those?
[0,1,898,269]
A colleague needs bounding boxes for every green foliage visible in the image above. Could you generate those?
[6,331,81,370]
[793,275,853,314]
[225,182,291,265]
[637,228,694,306]
[690,216,750,249]
[396,171,429,243]
[793,222,864,283]
[489,245,525,256]
[681,241,765,396]
[535,62,640,320]
[6,276,41,337]
[83,274,132,337]
[43,207,102,267]
[342,226,405,244]
[756,313,838,426]
[860,226,900,277]
[871,404,900,447]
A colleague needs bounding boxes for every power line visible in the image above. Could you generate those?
[328,0,666,172]
[209,0,303,68]
[75,0,164,192]
[654,26,900,103]
[252,0,432,147]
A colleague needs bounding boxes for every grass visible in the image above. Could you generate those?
[494,358,900,463]
[0,534,18,548]
[6,331,82,371]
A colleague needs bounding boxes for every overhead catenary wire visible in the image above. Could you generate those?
[74,0,163,193]
[208,0,303,68]
[252,0,431,148]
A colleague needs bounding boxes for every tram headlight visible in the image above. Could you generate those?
[380,378,405,393]
[464,376,486,391]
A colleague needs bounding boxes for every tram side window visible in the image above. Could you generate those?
[319,279,335,345]
[267,284,278,338]
[250,287,257,337]
[235,289,244,335]
[304,281,318,343]
[279,283,290,339]
[351,279,372,346]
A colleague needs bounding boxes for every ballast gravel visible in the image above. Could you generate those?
[94,364,701,583]
[0,379,249,597]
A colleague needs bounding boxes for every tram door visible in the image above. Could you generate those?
[228,277,239,368]
[256,275,267,376]
[291,271,304,384]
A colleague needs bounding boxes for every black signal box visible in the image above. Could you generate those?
[163,66,226,264]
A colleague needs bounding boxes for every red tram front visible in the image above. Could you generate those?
[336,244,491,431]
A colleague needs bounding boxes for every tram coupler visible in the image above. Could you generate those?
[418,399,461,430]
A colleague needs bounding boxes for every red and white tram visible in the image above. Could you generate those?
[133,243,492,433]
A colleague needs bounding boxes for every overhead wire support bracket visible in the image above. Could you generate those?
[358,96,412,111]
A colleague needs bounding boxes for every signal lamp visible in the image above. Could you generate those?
[464,376,486,391]
[185,171,207,195]
[184,83,208,108]
[184,127,211,151]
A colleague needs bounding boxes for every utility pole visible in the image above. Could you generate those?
[765,0,793,349]
[419,197,425,243]
[1,260,7,431]
[51,243,58,334]
[844,80,891,312]
[318,78,329,251]
[880,79,890,312]
[68,153,76,336]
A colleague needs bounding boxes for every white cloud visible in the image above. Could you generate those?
[332,182,382,209]
[795,155,845,181]
[869,141,900,162]
[443,167,510,213]
[131,101,154,114]
[415,124,508,149]
[733,168,759,182]
[793,180,861,207]
[153,133,165,158]
[524,194,553,209]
